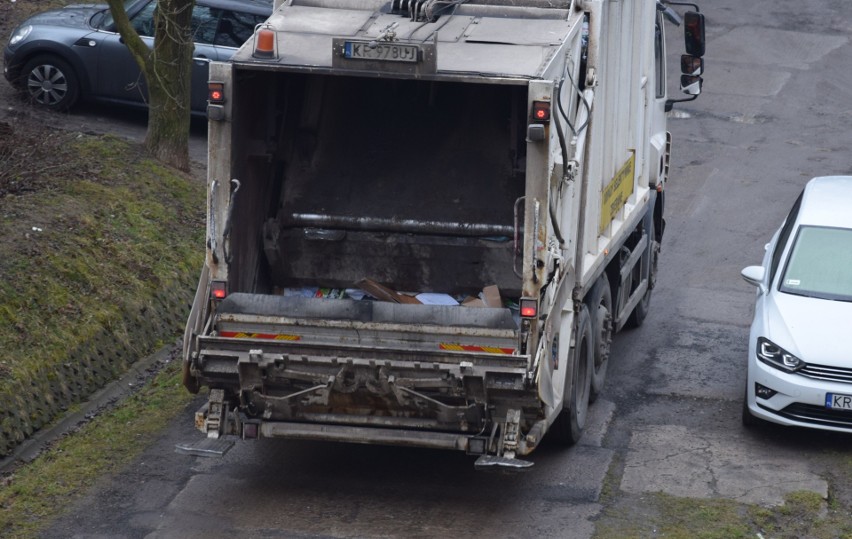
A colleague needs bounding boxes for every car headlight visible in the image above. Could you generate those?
[9,25,33,47]
[757,337,805,373]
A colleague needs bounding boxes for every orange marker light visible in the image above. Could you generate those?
[254,28,276,59]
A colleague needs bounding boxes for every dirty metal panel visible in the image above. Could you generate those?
[197,337,527,368]
[463,17,571,46]
[277,7,373,36]
[359,13,474,43]
[174,437,236,457]
[217,294,518,330]
[273,34,336,68]
[436,42,551,78]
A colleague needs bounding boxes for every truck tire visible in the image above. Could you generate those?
[550,306,593,446]
[21,55,80,112]
[626,218,657,328]
[587,275,612,401]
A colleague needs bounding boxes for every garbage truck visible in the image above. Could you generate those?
[179,0,706,468]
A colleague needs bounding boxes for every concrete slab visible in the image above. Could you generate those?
[621,424,828,506]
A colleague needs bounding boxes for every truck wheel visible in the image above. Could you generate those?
[550,306,593,446]
[587,275,612,401]
[626,218,657,328]
[21,55,80,112]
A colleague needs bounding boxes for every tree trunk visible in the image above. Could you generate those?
[106,0,195,172]
[145,0,194,171]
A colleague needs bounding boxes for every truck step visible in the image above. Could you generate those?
[174,436,236,458]
[474,454,534,471]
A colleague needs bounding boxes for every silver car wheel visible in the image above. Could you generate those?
[27,64,69,107]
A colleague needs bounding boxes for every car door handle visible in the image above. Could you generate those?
[193,56,211,64]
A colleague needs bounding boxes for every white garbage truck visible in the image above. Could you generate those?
[179,0,705,467]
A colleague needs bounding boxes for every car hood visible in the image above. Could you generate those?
[766,291,852,367]
[23,4,105,29]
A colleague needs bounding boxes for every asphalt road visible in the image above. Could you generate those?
[27,0,852,537]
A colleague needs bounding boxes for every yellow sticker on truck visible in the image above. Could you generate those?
[219,331,301,341]
[600,152,636,234]
[440,343,515,354]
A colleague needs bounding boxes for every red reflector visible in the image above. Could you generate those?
[208,83,224,104]
[254,28,276,58]
[532,101,551,122]
[520,298,537,318]
[211,281,227,300]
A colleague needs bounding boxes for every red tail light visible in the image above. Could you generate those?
[208,82,225,104]
[532,101,551,122]
[520,298,538,318]
[211,280,227,300]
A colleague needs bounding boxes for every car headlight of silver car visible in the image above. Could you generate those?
[757,337,805,373]
[9,25,33,47]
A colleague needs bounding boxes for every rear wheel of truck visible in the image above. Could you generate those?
[587,275,613,402]
[550,306,593,446]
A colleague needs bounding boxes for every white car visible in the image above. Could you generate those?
[742,175,852,431]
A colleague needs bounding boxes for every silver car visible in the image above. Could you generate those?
[3,0,271,113]
[741,175,852,432]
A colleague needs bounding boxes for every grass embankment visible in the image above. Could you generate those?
[0,122,203,537]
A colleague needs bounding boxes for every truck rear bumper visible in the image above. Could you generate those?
[258,420,474,452]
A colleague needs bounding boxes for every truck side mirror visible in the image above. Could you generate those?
[680,75,702,96]
[681,55,703,76]
[684,11,705,57]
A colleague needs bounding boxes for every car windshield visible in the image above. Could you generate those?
[780,225,852,301]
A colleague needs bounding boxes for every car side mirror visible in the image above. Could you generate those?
[741,266,767,293]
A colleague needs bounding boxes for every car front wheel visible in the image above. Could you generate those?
[21,55,80,112]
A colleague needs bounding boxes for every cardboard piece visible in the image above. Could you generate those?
[356,278,421,304]
[462,285,503,308]
[416,292,459,305]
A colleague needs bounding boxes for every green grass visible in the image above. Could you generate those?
[0,131,204,383]
[594,489,852,539]
[0,123,205,454]
[0,361,195,539]
[0,125,205,538]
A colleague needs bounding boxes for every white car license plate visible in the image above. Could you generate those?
[825,393,852,411]
[344,41,419,63]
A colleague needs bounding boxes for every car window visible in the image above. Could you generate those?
[215,10,268,48]
[131,1,157,37]
[780,225,852,301]
[769,190,803,284]
[101,0,148,30]
[191,6,219,45]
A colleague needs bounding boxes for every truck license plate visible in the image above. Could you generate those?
[826,393,852,411]
[344,41,419,63]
